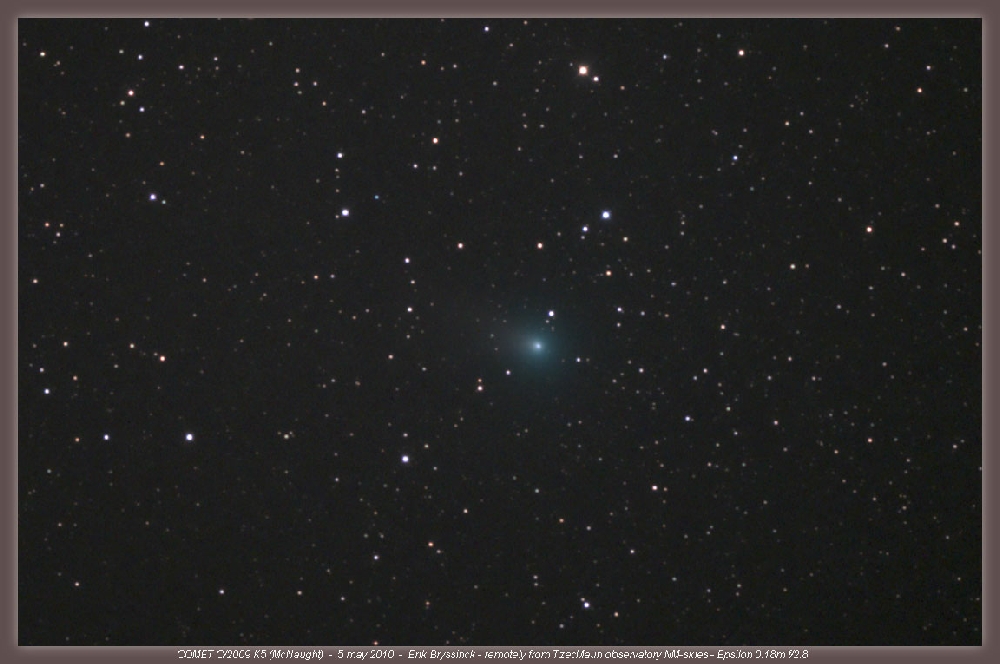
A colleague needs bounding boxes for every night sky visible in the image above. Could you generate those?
[18,19,981,646]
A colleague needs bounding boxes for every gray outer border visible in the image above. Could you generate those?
[5,1,992,660]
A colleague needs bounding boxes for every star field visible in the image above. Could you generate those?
[18,19,981,646]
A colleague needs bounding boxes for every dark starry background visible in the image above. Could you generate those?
[18,18,981,646]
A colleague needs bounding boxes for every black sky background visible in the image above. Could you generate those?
[18,19,981,646]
